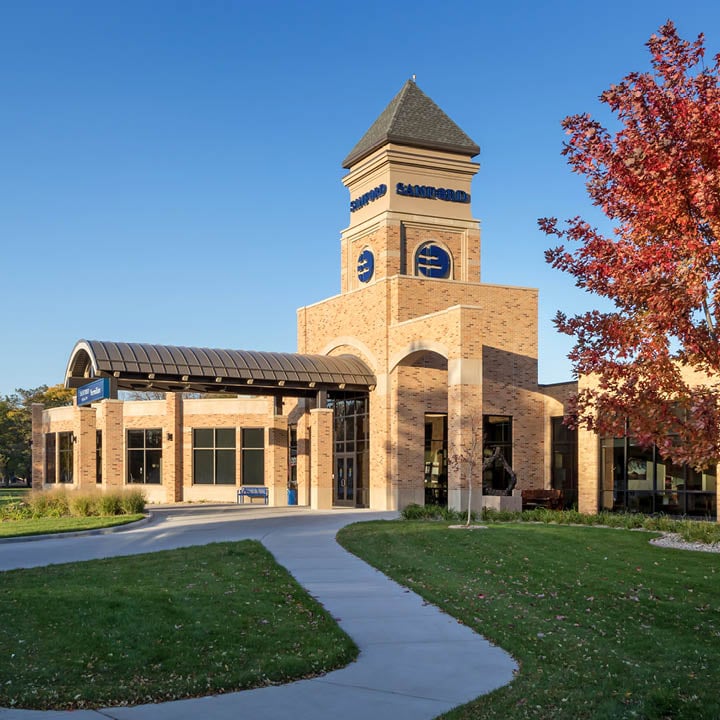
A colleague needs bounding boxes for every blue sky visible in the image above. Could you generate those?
[1,0,718,396]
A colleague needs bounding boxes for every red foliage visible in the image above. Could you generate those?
[540,21,720,468]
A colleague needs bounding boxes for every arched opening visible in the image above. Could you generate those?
[394,349,449,506]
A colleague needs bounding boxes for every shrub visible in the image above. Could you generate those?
[0,501,31,521]
[676,520,720,545]
[402,503,720,544]
[27,489,69,518]
[98,492,123,516]
[69,493,100,517]
[401,504,478,523]
[120,488,146,515]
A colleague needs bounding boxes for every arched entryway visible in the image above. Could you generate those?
[391,348,449,507]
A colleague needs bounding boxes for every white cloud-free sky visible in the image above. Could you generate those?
[1,0,718,395]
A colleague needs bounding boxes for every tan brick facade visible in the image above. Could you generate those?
[31,83,719,519]
[33,100,574,512]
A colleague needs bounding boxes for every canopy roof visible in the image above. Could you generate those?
[65,340,376,397]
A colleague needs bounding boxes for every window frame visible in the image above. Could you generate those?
[126,429,162,485]
[192,428,237,485]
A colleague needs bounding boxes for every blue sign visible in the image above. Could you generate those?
[396,182,470,204]
[416,244,451,279]
[357,249,374,283]
[350,184,387,212]
[77,378,110,406]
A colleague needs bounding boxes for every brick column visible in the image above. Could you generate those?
[75,406,97,489]
[31,403,44,490]
[447,358,483,512]
[370,375,392,510]
[577,426,599,515]
[296,411,311,506]
[267,415,289,506]
[164,393,183,503]
[310,408,333,510]
[98,400,124,490]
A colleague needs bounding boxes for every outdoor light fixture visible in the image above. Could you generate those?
[113,371,120,378]
[148,373,155,380]
[338,383,346,389]
[215,377,223,383]
[246,379,254,385]
[166,432,173,441]
[181,375,189,382]
[309,381,316,388]
[278,380,285,386]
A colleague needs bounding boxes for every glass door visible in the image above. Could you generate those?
[335,454,354,506]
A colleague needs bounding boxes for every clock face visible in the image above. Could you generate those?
[357,248,374,283]
[416,243,451,279]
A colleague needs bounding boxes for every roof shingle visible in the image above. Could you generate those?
[342,79,480,169]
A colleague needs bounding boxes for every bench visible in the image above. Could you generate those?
[522,488,564,511]
[237,486,269,505]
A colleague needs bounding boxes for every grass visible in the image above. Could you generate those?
[0,488,29,507]
[338,520,720,720]
[0,541,357,710]
[0,514,145,538]
[402,504,720,545]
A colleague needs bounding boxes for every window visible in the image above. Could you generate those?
[45,433,56,483]
[193,428,236,485]
[241,428,265,485]
[551,417,577,508]
[415,243,451,279]
[600,435,717,517]
[483,415,512,491]
[96,430,102,484]
[127,429,162,484]
[58,432,74,484]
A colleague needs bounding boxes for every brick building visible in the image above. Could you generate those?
[33,80,717,519]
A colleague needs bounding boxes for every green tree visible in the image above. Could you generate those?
[0,385,73,482]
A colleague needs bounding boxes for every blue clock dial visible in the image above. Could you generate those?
[357,249,374,283]
[416,243,451,279]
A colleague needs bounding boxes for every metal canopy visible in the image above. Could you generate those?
[65,340,376,397]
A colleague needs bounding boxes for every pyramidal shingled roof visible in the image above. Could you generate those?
[342,79,480,169]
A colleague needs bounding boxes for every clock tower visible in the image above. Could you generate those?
[339,79,482,293]
[298,80,542,512]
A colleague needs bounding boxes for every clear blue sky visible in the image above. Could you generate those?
[1,0,718,396]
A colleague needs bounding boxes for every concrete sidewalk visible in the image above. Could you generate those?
[0,506,517,720]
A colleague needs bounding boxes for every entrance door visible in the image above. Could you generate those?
[335,453,355,506]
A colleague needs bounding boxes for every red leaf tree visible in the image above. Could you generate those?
[540,21,720,468]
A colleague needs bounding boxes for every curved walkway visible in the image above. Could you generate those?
[0,506,517,720]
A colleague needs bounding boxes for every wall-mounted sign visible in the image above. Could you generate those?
[350,184,387,212]
[396,182,470,204]
[416,243,451,279]
[77,377,110,406]
[357,248,375,283]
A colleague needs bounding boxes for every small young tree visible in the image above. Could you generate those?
[450,417,517,526]
[449,417,483,526]
[540,21,720,468]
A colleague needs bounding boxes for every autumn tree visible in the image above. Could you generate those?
[0,384,73,481]
[540,21,720,468]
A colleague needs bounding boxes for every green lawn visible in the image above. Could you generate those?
[338,521,720,720]
[0,514,145,538]
[0,488,29,507]
[0,541,357,710]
